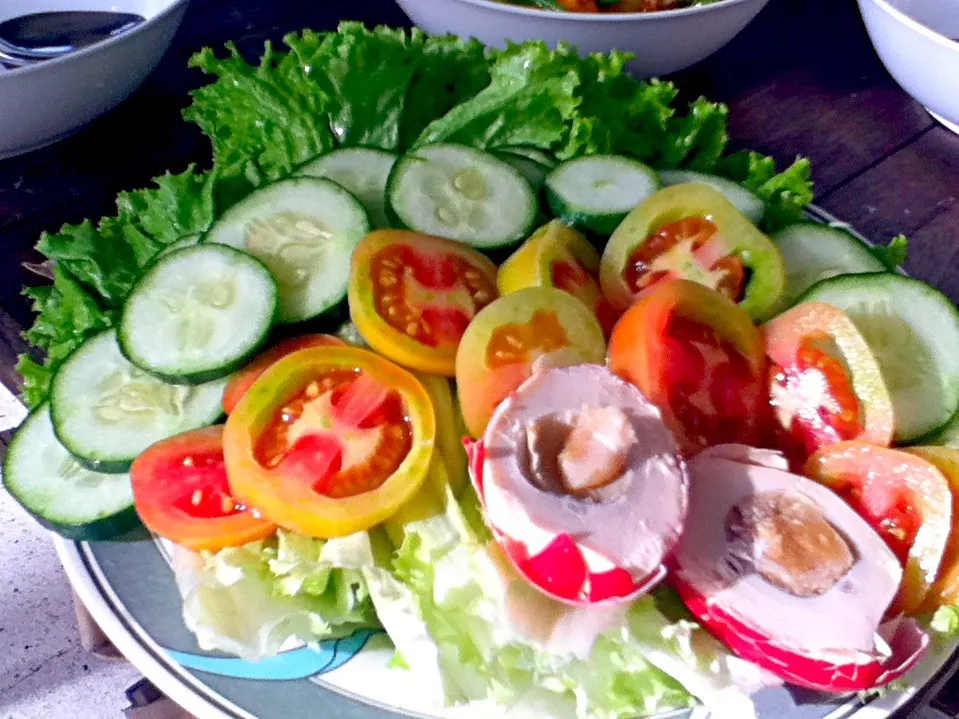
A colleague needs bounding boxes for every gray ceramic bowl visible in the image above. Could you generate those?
[393,0,773,78]
[857,0,959,135]
[0,0,190,160]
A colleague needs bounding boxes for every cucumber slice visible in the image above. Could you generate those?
[923,409,959,448]
[3,405,139,540]
[297,147,397,229]
[155,234,201,260]
[204,178,370,324]
[803,273,959,442]
[773,223,887,306]
[544,155,661,236]
[497,146,558,168]
[119,245,277,383]
[494,151,552,188]
[335,321,369,349]
[659,170,765,224]
[50,330,226,472]
[387,143,537,250]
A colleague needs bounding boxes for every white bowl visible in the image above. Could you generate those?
[857,0,959,134]
[393,0,773,78]
[0,0,190,159]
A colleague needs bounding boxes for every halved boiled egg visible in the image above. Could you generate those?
[671,444,928,692]
[466,363,688,604]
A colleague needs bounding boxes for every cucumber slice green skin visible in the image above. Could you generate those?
[51,330,226,473]
[659,169,765,224]
[494,151,551,189]
[118,245,278,385]
[497,146,558,168]
[155,234,201,260]
[387,143,538,251]
[3,406,141,541]
[801,272,959,443]
[544,155,662,236]
[297,147,397,229]
[920,409,959,448]
[204,177,371,325]
[773,222,887,307]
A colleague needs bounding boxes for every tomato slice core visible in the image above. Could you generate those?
[770,336,864,462]
[486,310,571,370]
[371,244,495,349]
[624,217,747,302]
[256,369,412,498]
[222,335,346,414]
[663,314,759,448]
[167,452,245,520]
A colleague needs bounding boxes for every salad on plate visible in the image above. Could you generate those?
[6,21,959,719]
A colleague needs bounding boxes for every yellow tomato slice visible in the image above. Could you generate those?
[348,230,498,376]
[414,372,469,497]
[498,220,618,336]
[224,346,435,538]
[455,287,606,438]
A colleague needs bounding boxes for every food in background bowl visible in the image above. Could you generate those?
[393,0,773,77]
[504,0,725,12]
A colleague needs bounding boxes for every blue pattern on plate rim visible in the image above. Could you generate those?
[162,628,381,680]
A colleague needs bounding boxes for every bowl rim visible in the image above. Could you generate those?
[0,0,191,81]
[434,0,761,22]
[859,0,959,51]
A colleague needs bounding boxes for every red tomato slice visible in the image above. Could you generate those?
[608,279,767,455]
[906,447,959,612]
[804,442,952,615]
[349,230,499,376]
[455,287,607,438]
[130,426,276,551]
[763,302,894,466]
[222,334,346,414]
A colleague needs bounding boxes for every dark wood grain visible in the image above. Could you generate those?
[820,126,959,297]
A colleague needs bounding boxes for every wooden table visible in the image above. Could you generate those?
[0,0,958,713]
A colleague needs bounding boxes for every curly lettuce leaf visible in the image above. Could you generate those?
[17,268,115,407]
[415,41,581,153]
[399,34,489,149]
[718,150,814,230]
[111,166,218,256]
[185,23,490,185]
[34,221,139,308]
[560,56,676,160]
[17,167,217,407]
[173,529,381,661]
[655,96,730,171]
[870,234,909,270]
[294,23,489,151]
[185,35,337,186]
